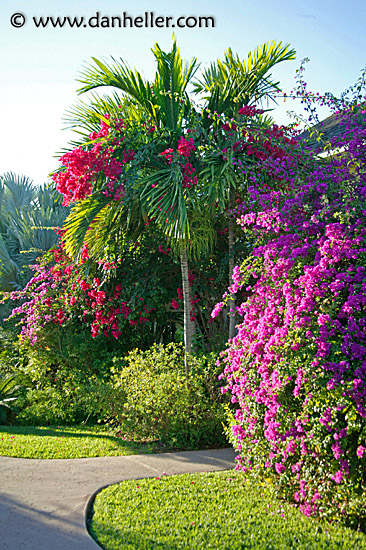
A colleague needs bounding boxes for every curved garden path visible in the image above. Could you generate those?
[0,448,236,549]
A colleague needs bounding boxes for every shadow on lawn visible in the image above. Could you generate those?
[0,424,158,451]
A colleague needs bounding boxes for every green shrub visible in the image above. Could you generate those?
[15,371,124,426]
[11,330,123,425]
[112,343,227,448]
[0,327,22,379]
[16,377,125,426]
[16,387,78,425]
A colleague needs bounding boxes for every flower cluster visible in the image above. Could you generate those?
[205,106,310,199]
[238,105,264,117]
[4,234,158,344]
[177,136,196,157]
[52,117,137,206]
[159,136,198,189]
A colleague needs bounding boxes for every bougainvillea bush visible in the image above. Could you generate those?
[0,216,181,422]
[215,103,366,528]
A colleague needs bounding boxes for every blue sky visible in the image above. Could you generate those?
[1,0,366,185]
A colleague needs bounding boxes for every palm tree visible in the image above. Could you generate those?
[194,41,296,339]
[60,39,297,354]
[0,173,69,320]
[62,39,214,363]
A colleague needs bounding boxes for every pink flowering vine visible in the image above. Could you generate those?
[215,101,366,524]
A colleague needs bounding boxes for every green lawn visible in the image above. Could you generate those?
[0,424,158,458]
[89,470,366,550]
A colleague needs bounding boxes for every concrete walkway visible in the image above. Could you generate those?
[0,448,236,549]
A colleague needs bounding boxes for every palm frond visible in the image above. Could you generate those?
[194,41,296,116]
[76,39,199,134]
[59,94,147,155]
[11,209,67,256]
[0,173,36,217]
[62,193,112,259]
[81,200,145,259]
[64,92,123,132]
[152,39,199,131]
[0,233,22,291]
[200,155,242,212]
[77,57,159,124]
[140,168,190,240]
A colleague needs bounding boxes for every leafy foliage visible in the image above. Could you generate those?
[112,343,227,448]
[194,40,296,120]
[0,372,25,423]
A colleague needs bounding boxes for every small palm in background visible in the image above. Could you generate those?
[0,172,69,320]
[0,372,26,423]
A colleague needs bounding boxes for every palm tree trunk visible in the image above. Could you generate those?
[228,187,236,341]
[180,247,194,372]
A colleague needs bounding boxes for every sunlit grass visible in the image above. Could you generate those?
[89,470,366,549]
[0,425,158,458]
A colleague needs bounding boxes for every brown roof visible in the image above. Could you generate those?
[298,107,366,152]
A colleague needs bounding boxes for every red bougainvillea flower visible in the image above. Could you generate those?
[238,105,264,117]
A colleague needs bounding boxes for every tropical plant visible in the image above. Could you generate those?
[56,39,217,363]
[0,373,25,423]
[55,38,299,353]
[195,41,296,339]
[0,173,68,293]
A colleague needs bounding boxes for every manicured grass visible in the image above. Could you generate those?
[89,470,366,550]
[0,425,158,458]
